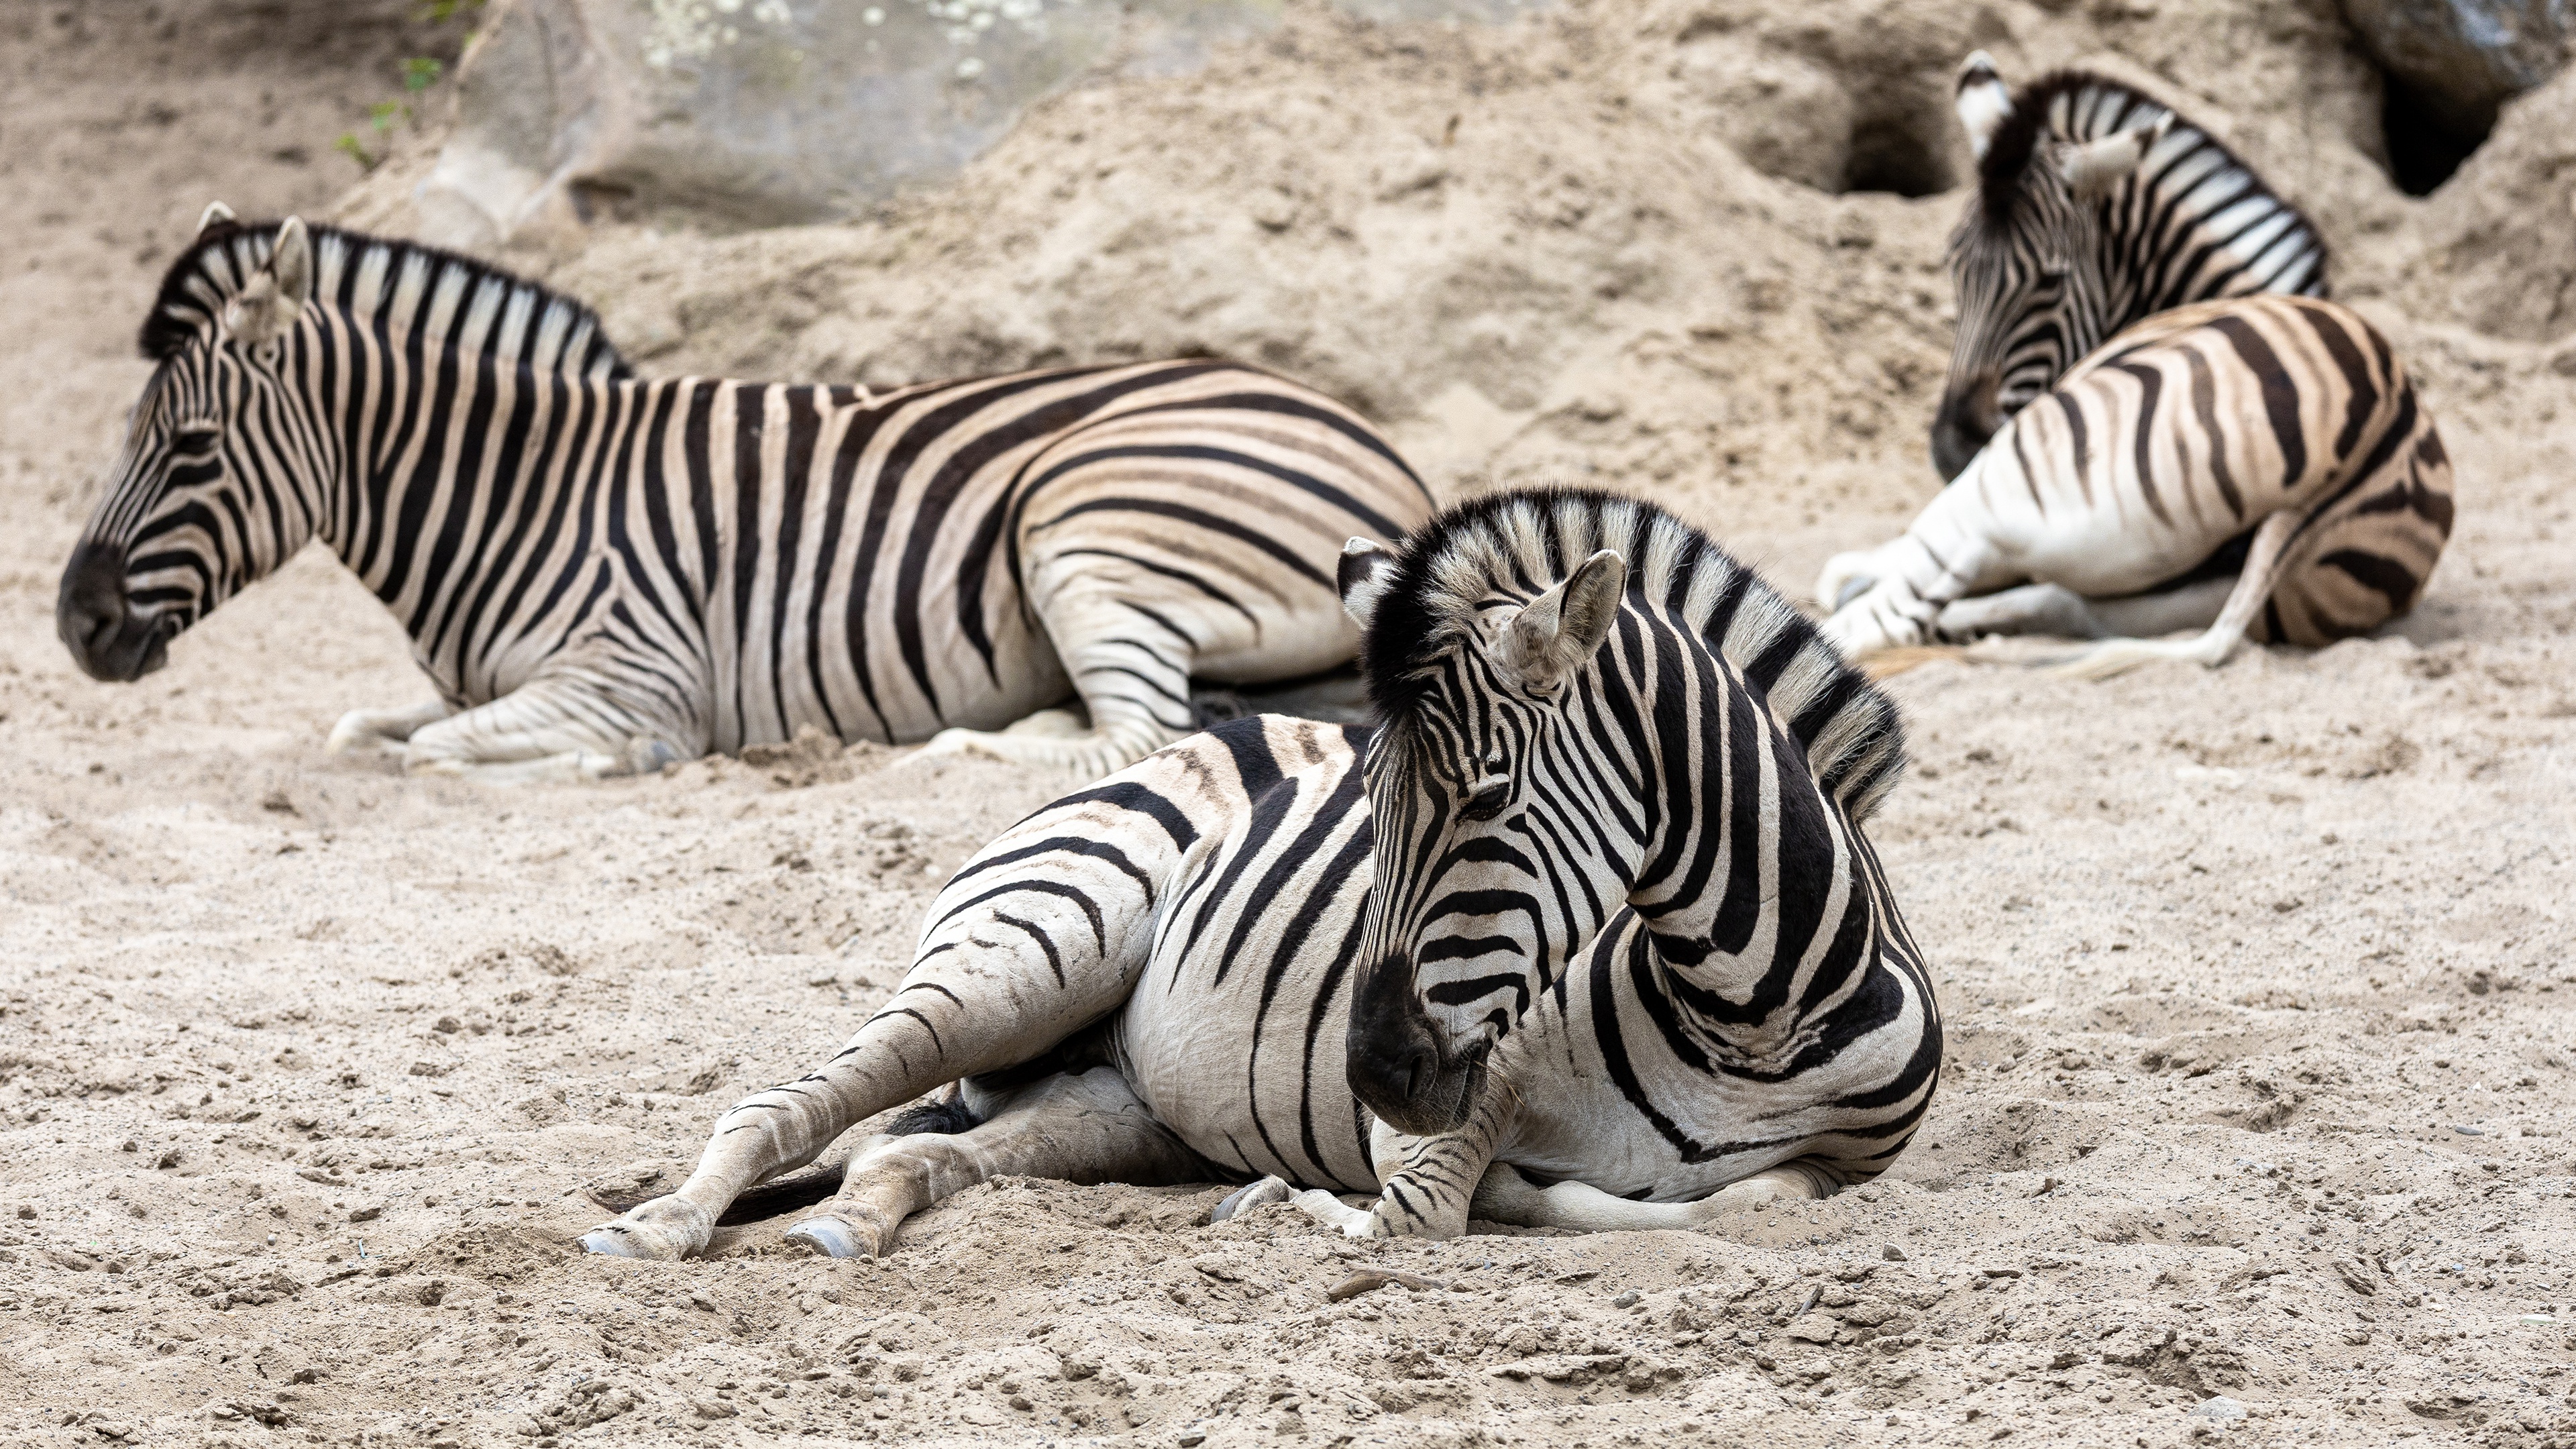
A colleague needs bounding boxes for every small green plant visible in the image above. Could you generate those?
[335,1,485,174]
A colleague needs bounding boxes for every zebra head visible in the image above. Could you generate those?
[1338,519,1633,1136]
[1934,52,2171,481]
[60,209,331,682]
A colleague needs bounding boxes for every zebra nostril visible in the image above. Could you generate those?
[1400,1047,1436,1102]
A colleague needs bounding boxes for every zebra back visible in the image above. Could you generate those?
[1935,58,2329,480]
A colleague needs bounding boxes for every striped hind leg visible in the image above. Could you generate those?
[579,802,1166,1259]
[782,1067,1208,1258]
[2052,509,2302,679]
[925,559,1311,781]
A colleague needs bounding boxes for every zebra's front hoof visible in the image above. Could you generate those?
[784,1214,881,1259]
[578,1196,714,1260]
[1210,1177,1297,1223]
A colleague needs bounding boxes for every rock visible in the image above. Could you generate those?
[366,0,1540,251]
[2340,0,2570,139]
[1881,1244,1909,1261]
[2189,1395,2249,1420]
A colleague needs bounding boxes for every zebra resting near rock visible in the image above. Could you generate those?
[1933,52,2329,481]
[1818,295,2454,678]
[579,491,1939,1260]
[56,210,1429,784]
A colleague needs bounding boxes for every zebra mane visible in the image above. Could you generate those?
[139,220,631,380]
[1360,488,1909,821]
[1976,70,2326,267]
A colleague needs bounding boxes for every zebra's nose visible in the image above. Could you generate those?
[1931,371,2002,482]
[56,543,164,682]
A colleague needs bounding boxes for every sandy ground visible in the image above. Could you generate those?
[5,2,2576,1447]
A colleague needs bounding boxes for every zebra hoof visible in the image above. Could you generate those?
[580,1226,663,1259]
[1210,1177,1297,1223]
[577,1196,714,1260]
[784,1215,877,1258]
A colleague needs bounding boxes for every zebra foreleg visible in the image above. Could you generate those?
[325,699,453,757]
[1466,1159,1844,1232]
[782,1067,1208,1258]
[1258,1087,1523,1240]
[398,676,691,783]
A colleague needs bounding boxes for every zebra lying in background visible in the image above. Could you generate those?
[56,211,1428,783]
[1932,52,2328,480]
[580,491,1939,1259]
[1819,296,2454,678]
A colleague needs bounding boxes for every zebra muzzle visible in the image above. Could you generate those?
[1346,963,1493,1137]
[56,543,174,683]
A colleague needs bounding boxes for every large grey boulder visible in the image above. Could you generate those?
[386,0,1535,251]
[2341,0,2571,138]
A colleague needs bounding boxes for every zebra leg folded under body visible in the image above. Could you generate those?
[1224,1085,1521,1240]
[324,699,453,757]
[1933,576,2233,643]
[1467,1159,1843,1232]
[783,1067,1209,1258]
[2053,509,2302,679]
[379,674,694,784]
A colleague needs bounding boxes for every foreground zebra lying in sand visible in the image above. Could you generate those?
[1820,295,2453,678]
[57,211,1429,783]
[583,491,1939,1258]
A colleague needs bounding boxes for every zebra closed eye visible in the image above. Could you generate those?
[1460,775,1511,822]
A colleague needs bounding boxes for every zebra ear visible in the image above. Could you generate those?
[1340,538,1398,633]
[2055,113,2172,199]
[229,215,313,347]
[196,201,236,237]
[1955,51,2012,162]
[1499,549,1627,692]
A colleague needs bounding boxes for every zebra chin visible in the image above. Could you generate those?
[56,543,178,683]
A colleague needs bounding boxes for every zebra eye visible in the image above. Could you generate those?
[1460,776,1511,822]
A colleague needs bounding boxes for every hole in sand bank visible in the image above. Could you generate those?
[2379,75,2487,196]
[1841,99,1961,197]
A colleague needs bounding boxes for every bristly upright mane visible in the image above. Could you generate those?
[139,219,631,380]
[1975,69,2325,274]
[1360,488,1909,821]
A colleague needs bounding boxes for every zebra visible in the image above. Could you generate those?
[578,490,1940,1260]
[1819,295,2455,678]
[55,210,1431,784]
[1933,52,2330,481]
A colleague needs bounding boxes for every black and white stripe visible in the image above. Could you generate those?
[1821,294,2455,676]
[1933,53,2330,480]
[580,491,1941,1260]
[57,215,1430,782]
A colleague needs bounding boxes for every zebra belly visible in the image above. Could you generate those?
[1113,962,1379,1195]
